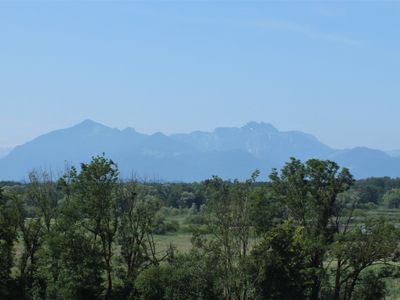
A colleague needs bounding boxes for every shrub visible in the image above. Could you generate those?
[353,270,387,300]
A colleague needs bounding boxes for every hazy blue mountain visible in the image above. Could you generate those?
[386,150,400,158]
[0,147,12,159]
[0,120,399,181]
[329,147,400,178]
[171,121,334,165]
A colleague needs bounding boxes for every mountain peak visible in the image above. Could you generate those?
[242,121,278,133]
[74,119,106,129]
[122,127,137,133]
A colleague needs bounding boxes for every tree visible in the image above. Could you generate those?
[270,158,354,300]
[330,218,400,300]
[27,170,60,232]
[352,269,391,300]
[382,188,400,208]
[59,155,119,299]
[14,193,46,298]
[38,188,105,300]
[117,180,168,296]
[201,171,259,300]
[251,220,313,300]
[134,265,166,300]
[0,188,18,298]
[249,183,283,235]
[44,227,104,299]
[135,250,222,300]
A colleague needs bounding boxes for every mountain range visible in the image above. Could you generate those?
[1,120,400,181]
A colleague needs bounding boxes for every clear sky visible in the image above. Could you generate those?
[1,1,400,150]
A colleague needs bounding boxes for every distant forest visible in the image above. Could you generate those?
[1,155,400,300]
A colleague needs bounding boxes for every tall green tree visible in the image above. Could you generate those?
[251,220,313,300]
[201,171,259,300]
[14,193,46,298]
[37,182,105,300]
[59,155,119,299]
[117,181,167,296]
[270,158,354,300]
[0,188,19,298]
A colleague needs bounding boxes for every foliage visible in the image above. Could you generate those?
[354,177,400,206]
[135,249,222,300]
[330,218,400,300]
[199,171,260,300]
[0,188,18,298]
[270,158,354,300]
[40,225,105,300]
[352,270,387,300]
[251,220,313,300]
[1,156,400,300]
[134,265,166,300]
[383,188,400,208]
[116,181,171,298]
[59,155,119,299]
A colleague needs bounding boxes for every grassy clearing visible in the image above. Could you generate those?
[154,213,197,253]
[154,233,193,253]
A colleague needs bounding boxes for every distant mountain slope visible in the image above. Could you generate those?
[329,147,400,178]
[0,120,399,181]
[386,150,400,158]
[0,147,12,159]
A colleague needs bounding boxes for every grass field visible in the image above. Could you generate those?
[154,214,195,253]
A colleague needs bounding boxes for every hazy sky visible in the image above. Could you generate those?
[1,1,400,150]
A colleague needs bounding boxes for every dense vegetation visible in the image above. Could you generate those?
[1,155,400,300]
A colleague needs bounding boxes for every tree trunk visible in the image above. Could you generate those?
[345,273,359,300]
[105,266,112,300]
[310,280,321,300]
[103,238,113,299]
[310,252,323,300]
[333,259,342,300]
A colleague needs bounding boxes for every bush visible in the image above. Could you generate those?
[159,206,179,217]
[183,214,207,225]
[135,253,221,300]
[135,266,166,300]
[153,219,180,234]
[165,220,180,232]
[353,270,387,300]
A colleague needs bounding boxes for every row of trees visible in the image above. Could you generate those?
[1,156,172,299]
[1,156,400,299]
[354,177,400,207]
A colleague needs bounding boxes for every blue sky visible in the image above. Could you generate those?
[1,1,400,150]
